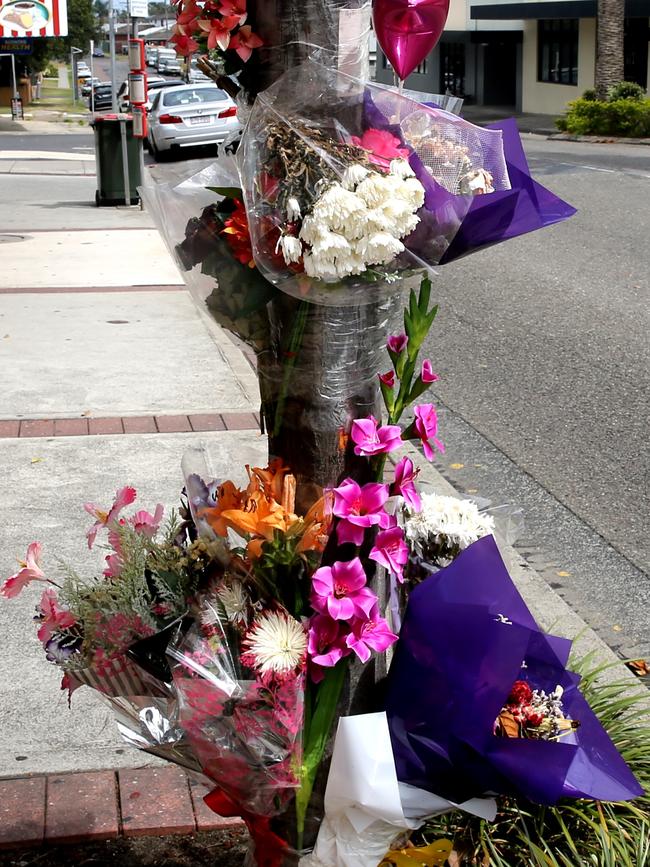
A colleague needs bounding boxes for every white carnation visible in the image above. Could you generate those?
[310,231,352,259]
[311,183,366,229]
[299,214,329,247]
[341,164,370,190]
[355,173,396,208]
[395,176,426,210]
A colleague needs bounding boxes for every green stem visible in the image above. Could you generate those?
[273,300,310,439]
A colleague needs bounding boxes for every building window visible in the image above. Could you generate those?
[538,19,578,85]
[382,54,427,75]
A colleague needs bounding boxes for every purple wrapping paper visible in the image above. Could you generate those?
[385,535,643,805]
[438,118,577,263]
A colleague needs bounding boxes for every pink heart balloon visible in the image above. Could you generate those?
[372,0,451,81]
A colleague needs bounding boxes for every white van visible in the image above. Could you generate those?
[156,47,182,75]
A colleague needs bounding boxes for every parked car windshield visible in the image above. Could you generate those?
[162,87,228,107]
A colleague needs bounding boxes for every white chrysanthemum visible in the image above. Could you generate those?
[310,231,352,259]
[278,234,303,264]
[303,249,366,280]
[395,176,426,210]
[355,173,397,208]
[216,580,249,625]
[311,183,366,228]
[405,493,495,551]
[299,214,329,247]
[379,199,420,237]
[286,197,302,221]
[341,164,370,190]
[389,158,415,179]
[354,232,404,265]
[242,611,307,675]
[364,207,394,234]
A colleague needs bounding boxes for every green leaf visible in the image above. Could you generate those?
[206,185,243,200]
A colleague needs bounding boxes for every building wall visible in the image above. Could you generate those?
[521,17,596,114]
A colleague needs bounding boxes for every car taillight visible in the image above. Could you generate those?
[218,106,237,119]
[159,113,183,124]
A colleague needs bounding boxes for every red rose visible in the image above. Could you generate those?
[507,679,533,706]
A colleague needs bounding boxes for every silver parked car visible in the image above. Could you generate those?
[147,84,239,159]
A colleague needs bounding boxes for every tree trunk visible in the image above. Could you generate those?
[595,0,625,100]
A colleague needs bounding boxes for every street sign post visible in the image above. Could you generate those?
[127,0,148,17]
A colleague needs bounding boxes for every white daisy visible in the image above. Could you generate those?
[242,611,307,675]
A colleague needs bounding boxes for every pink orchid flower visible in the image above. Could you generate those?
[345,604,398,663]
[391,456,421,510]
[229,24,263,62]
[413,404,445,461]
[350,129,410,170]
[421,359,439,384]
[218,0,247,24]
[36,589,76,644]
[379,370,395,388]
[387,333,408,355]
[369,526,409,582]
[1,542,47,598]
[84,486,137,549]
[351,416,403,457]
[132,504,164,537]
[311,558,377,621]
[198,14,240,51]
[332,478,390,545]
[307,614,350,669]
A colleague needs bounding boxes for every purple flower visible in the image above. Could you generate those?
[413,403,445,461]
[332,478,390,545]
[379,370,395,388]
[351,416,403,457]
[369,526,409,582]
[345,604,398,663]
[311,558,377,621]
[387,333,408,354]
[391,456,421,510]
[421,359,439,384]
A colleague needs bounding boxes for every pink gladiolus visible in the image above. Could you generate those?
[132,504,164,537]
[84,486,137,549]
[379,370,395,388]
[198,14,239,50]
[307,614,350,669]
[369,526,409,581]
[311,558,377,621]
[345,604,398,663]
[421,359,439,384]
[391,455,421,510]
[0,542,47,598]
[413,404,445,461]
[332,478,390,545]
[350,129,410,169]
[387,333,408,354]
[351,416,403,457]
[36,589,76,644]
[229,24,263,62]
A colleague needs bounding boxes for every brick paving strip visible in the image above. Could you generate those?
[0,413,261,439]
[0,767,243,849]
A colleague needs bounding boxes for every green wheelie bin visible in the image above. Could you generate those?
[92,114,142,206]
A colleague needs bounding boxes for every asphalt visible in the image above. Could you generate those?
[0,123,647,782]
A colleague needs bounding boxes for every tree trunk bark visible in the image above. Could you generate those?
[595,0,625,100]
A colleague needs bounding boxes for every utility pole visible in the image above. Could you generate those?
[108,0,118,112]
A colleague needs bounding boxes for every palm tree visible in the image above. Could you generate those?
[594,0,625,99]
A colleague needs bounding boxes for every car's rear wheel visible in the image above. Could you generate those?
[149,136,167,162]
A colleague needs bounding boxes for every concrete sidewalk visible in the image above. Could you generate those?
[0,129,646,850]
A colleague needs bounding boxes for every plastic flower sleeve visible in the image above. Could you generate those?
[167,597,305,818]
[236,58,510,306]
[385,535,643,806]
[139,159,277,354]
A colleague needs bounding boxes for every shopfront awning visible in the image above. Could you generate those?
[470,0,650,19]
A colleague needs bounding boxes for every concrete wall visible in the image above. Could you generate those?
[521,17,596,114]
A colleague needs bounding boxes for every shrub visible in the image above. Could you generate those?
[557,96,650,136]
[43,62,58,78]
[607,80,646,102]
[581,87,598,101]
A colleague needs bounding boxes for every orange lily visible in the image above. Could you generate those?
[199,480,244,537]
